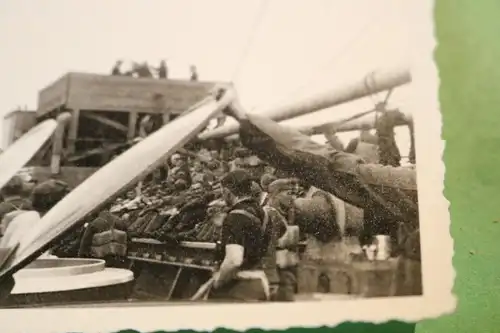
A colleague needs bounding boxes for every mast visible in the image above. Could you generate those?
[199,66,411,140]
[302,110,412,136]
[222,111,412,142]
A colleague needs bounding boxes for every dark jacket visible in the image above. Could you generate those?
[220,197,270,270]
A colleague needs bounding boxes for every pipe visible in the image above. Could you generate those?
[223,111,412,142]
[199,67,411,140]
[303,111,413,136]
[51,112,72,174]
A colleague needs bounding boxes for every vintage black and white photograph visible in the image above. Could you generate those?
[0,0,453,332]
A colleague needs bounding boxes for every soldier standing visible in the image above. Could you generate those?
[190,65,199,81]
[208,170,272,301]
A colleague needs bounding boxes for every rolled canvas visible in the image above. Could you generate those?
[0,119,57,190]
[0,96,225,279]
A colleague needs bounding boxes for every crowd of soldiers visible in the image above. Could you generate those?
[110,60,199,81]
[0,87,420,302]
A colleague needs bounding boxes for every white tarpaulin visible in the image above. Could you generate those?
[0,119,57,191]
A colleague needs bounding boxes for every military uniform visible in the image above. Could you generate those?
[237,115,419,262]
[264,179,301,301]
[209,196,272,302]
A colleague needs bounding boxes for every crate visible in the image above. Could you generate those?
[297,261,355,295]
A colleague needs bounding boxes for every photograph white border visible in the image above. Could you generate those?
[0,0,455,332]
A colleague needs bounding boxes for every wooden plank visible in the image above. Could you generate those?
[65,142,128,163]
[65,72,221,114]
[128,256,213,271]
[66,109,80,155]
[127,112,138,140]
[167,267,184,300]
[82,112,128,133]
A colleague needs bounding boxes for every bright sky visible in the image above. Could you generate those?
[0,0,412,154]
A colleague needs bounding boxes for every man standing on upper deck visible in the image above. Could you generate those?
[190,65,199,81]
[154,60,168,79]
[209,86,420,267]
[111,60,123,76]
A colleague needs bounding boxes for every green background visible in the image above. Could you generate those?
[420,0,500,331]
[119,1,500,332]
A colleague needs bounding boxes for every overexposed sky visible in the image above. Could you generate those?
[0,0,412,152]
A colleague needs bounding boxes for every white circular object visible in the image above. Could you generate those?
[12,258,133,294]
[15,258,105,278]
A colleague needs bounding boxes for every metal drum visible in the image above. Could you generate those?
[4,258,134,307]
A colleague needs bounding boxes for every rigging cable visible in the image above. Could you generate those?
[231,0,270,85]
[260,12,383,110]
[210,0,269,131]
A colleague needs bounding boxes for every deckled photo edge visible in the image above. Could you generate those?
[0,0,456,332]
[409,0,456,317]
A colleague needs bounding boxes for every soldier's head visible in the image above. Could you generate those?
[1,176,24,198]
[174,179,188,192]
[192,160,203,173]
[126,190,136,200]
[250,181,262,200]
[207,199,227,227]
[209,150,219,160]
[268,178,296,213]
[295,178,311,196]
[220,170,253,205]
[31,179,70,215]
[171,153,184,167]
[206,160,219,171]
[190,181,204,196]
[260,174,277,193]
[234,148,250,159]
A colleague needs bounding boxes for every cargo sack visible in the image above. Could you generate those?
[91,229,128,257]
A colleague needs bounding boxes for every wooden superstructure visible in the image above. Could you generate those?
[36,72,223,167]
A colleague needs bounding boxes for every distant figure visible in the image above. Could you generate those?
[134,62,153,78]
[155,60,168,79]
[138,115,154,138]
[375,111,403,167]
[111,60,123,76]
[190,65,199,81]
[345,124,380,164]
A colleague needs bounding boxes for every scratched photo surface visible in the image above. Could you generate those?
[0,0,454,332]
